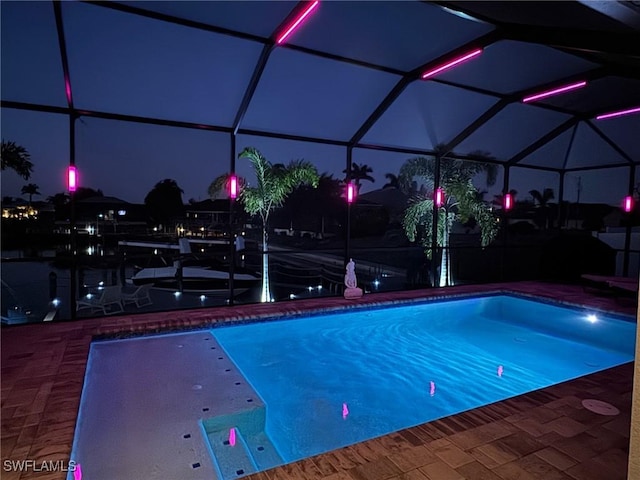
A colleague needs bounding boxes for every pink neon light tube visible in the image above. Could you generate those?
[421,49,483,79]
[504,193,513,211]
[596,106,640,121]
[229,175,238,199]
[623,196,634,213]
[347,182,355,204]
[522,81,587,103]
[277,1,319,45]
[435,188,444,207]
[67,166,78,192]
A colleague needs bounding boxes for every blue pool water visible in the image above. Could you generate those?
[212,294,636,465]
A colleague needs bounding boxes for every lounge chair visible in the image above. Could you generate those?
[76,285,124,316]
[121,283,153,308]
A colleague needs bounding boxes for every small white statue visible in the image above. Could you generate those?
[343,258,363,299]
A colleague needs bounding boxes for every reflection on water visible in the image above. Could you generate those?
[1,255,254,323]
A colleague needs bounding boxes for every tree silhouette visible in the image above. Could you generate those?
[400,152,498,287]
[529,188,555,229]
[144,179,184,230]
[74,187,104,202]
[343,162,374,192]
[383,173,400,189]
[21,183,40,205]
[209,148,319,302]
[1,140,33,180]
[283,172,343,236]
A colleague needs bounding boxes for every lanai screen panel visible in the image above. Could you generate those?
[1,2,67,107]
[563,123,632,170]
[61,2,263,125]
[509,168,559,203]
[0,109,70,200]
[435,40,597,95]
[596,114,640,161]
[457,103,572,162]
[362,81,497,150]
[117,1,296,38]
[516,128,575,170]
[76,118,229,204]
[287,1,494,71]
[351,149,413,194]
[242,48,399,141]
[566,167,630,205]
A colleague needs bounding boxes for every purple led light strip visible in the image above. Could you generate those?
[277,1,320,45]
[596,106,640,121]
[522,81,587,103]
[422,49,483,79]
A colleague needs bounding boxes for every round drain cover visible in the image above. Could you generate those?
[581,399,619,416]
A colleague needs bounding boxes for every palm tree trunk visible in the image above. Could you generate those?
[439,215,451,287]
[261,226,271,302]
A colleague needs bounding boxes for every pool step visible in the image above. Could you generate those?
[206,428,257,479]
[243,431,283,471]
[203,406,283,479]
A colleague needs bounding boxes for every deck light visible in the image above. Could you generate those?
[347,182,356,204]
[504,193,513,211]
[276,1,319,45]
[596,106,640,120]
[435,188,445,207]
[623,195,634,213]
[522,81,587,103]
[421,49,482,79]
[229,174,238,200]
[67,166,78,192]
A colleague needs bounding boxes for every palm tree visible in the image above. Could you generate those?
[1,140,33,180]
[209,147,319,302]
[529,188,554,206]
[529,188,555,229]
[400,153,498,287]
[343,162,374,192]
[383,173,400,189]
[21,183,40,205]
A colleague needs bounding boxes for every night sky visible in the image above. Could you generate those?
[1,1,638,206]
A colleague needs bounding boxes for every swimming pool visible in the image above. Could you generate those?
[69,293,636,480]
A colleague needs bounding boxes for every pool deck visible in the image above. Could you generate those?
[1,281,637,480]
